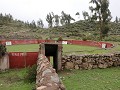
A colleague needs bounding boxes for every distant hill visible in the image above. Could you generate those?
[0,14,120,40]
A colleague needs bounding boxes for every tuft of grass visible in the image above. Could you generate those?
[0,69,35,90]
[58,67,120,90]
[24,65,37,83]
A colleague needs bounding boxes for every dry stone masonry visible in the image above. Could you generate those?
[36,54,65,90]
[62,53,120,70]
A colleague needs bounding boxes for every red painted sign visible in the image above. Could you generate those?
[9,52,38,68]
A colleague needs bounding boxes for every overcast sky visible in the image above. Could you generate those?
[0,0,119,26]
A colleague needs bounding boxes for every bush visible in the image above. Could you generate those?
[81,34,101,41]
[24,64,37,83]
[0,43,6,58]
[57,36,63,41]
[104,35,120,42]
[45,37,49,40]
[82,37,87,41]
[35,35,42,39]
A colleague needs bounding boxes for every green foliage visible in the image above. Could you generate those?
[37,19,44,28]
[0,11,120,41]
[82,36,87,41]
[0,13,13,25]
[0,43,6,58]
[89,0,112,40]
[1,11,120,40]
[75,12,80,16]
[82,11,89,20]
[54,14,60,26]
[57,36,63,41]
[24,65,37,83]
[61,11,75,25]
[115,16,119,23]
[104,35,120,42]
[46,12,54,28]
[29,20,36,29]
[82,35,97,41]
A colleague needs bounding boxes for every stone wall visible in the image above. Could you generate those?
[0,54,9,71]
[36,54,65,90]
[62,53,120,70]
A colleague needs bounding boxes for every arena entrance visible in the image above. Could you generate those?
[40,43,62,71]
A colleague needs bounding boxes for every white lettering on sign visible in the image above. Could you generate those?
[11,53,25,56]
[102,43,106,48]
[62,41,67,44]
[6,41,12,45]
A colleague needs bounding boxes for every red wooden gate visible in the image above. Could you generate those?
[9,52,38,69]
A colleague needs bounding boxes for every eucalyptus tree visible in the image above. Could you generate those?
[82,11,89,20]
[60,11,75,25]
[46,12,54,28]
[37,19,44,28]
[60,11,66,25]
[75,12,80,19]
[115,16,119,23]
[54,14,60,26]
[30,20,36,29]
[75,12,80,16]
[0,13,3,25]
[66,14,75,24]
[89,0,112,40]
[0,13,13,25]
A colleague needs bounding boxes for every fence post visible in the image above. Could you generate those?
[24,52,27,68]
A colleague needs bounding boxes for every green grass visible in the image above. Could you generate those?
[6,44,39,52]
[4,42,120,90]
[63,42,120,55]
[63,44,116,55]
[0,67,119,90]
[6,42,120,54]
[63,44,98,54]
[58,67,120,90]
[0,69,35,90]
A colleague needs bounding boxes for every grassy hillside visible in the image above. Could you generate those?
[0,24,47,39]
[0,16,120,40]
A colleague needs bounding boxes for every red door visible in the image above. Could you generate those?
[9,52,38,69]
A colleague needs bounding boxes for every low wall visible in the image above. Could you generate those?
[1,40,113,48]
[62,53,120,70]
[36,54,65,90]
[0,54,9,71]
